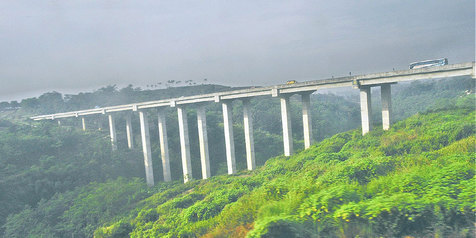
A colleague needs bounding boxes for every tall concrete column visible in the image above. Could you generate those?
[125,114,134,149]
[57,120,61,126]
[360,86,372,135]
[108,114,117,151]
[280,96,293,156]
[157,110,171,182]
[196,106,211,179]
[177,106,192,183]
[81,117,86,131]
[242,99,255,170]
[301,92,313,149]
[381,84,392,131]
[139,111,155,186]
[222,101,236,174]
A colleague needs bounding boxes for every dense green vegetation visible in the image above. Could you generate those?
[5,97,474,237]
[102,99,474,237]
[0,77,474,237]
[0,123,145,235]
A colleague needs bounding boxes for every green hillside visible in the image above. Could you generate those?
[99,101,475,237]
[4,95,474,237]
[0,78,474,237]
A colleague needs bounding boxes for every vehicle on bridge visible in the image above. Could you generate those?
[409,58,448,69]
[286,80,297,85]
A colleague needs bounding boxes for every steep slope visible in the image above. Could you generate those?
[101,104,474,238]
[1,78,474,237]
[4,96,473,237]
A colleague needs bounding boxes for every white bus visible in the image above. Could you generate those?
[409,58,448,69]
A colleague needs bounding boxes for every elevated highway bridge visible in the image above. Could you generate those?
[31,62,476,186]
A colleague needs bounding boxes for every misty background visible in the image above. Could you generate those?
[0,0,474,102]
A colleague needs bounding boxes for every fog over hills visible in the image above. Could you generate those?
[1,1,474,101]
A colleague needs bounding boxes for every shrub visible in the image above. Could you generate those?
[184,188,247,222]
[246,216,314,238]
[170,193,205,209]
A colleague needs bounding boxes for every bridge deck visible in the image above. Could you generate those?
[31,62,475,120]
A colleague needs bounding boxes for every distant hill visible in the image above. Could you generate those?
[1,84,241,115]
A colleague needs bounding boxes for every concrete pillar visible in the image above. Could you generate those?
[81,117,86,131]
[301,93,313,149]
[381,84,392,131]
[177,106,192,183]
[139,111,155,186]
[196,106,211,179]
[157,110,171,182]
[108,114,117,151]
[222,101,236,174]
[125,114,134,149]
[57,120,61,126]
[280,96,293,156]
[360,86,372,135]
[242,99,255,170]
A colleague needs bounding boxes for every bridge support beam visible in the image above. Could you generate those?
[108,114,117,150]
[280,96,293,156]
[222,101,236,174]
[139,111,155,186]
[242,99,255,170]
[125,114,134,149]
[360,86,372,135]
[197,106,211,179]
[381,84,392,130]
[301,92,313,149]
[177,106,192,183]
[81,117,86,131]
[158,110,171,182]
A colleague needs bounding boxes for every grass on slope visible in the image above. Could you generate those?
[93,104,475,237]
[4,98,473,238]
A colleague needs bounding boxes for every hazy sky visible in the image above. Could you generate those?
[1,0,474,102]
